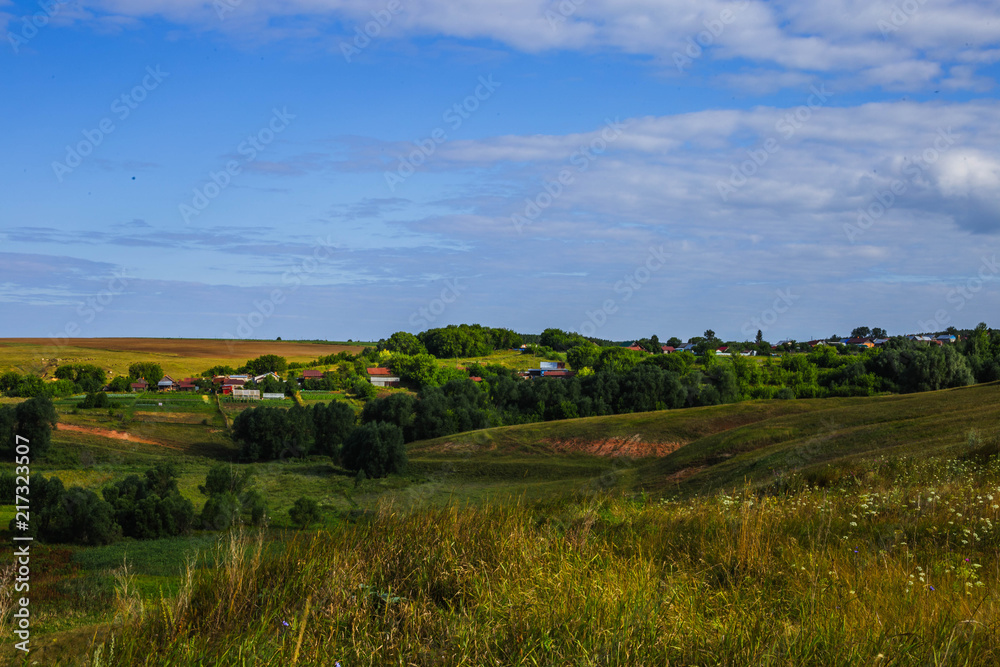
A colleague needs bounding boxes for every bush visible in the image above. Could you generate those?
[289,496,321,529]
[79,392,111,409]
[198,464,267,528]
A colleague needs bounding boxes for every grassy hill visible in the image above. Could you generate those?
[405,381,1000,497]
[5,382,1000,665]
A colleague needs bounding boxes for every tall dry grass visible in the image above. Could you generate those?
[90,458,1000,665]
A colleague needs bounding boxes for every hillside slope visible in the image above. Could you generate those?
[406,382,1000,496]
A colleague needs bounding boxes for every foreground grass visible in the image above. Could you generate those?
[30,454,993,666]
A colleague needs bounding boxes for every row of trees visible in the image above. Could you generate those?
[377,325,523,358]
[231,400,408,478]
[2,464,272,546]
[7,465,194,545]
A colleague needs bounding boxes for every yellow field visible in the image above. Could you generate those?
[0,337,368,379]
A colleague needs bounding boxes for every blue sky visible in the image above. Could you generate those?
[2,0,999,343]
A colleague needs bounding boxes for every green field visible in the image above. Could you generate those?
[2,339,1000,664]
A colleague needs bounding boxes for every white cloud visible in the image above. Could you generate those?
[47,0,1000,91]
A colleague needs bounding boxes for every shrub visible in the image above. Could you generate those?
[288,496,321,529]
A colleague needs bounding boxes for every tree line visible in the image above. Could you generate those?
[2,463,271,546]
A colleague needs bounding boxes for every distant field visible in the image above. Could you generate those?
[0,337,367,358]
[0,337,369,378]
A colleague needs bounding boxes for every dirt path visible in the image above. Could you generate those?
[56,423,184,450]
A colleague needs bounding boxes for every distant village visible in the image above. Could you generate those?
[115,332,964,401]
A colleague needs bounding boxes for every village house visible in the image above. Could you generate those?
[367,367,401,388]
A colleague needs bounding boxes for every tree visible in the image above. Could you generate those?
[850,326,872,339]
[755,329,763,344]
[666,337,682,348]
[54,363,107,392]
[245,354,288,375]
[107,376,132,392]
[704,329,717,341]
[102,465,195,539]
[567,343,600,370]
[341,422,407,478]
[538,328,589,352]
[389,353,440,388]
[312,401,356,458]
[594,348,644,374]
[3,396,58,458]
[349,379,377,401]
[233,406,294,461]
[378,331,427,356]
[200,475,267,529]
[871,327,888,339]
[128,362,163,385]
[289,496,321,529]
[635,335,662,354]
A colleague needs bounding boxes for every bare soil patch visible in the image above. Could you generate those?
[542,436,684,458]
[56,423,183,450]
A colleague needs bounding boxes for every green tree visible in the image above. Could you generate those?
[245,354,288,375]
[567,343,600,370]
[107,376,132,392]
[755,329,763,344]
[128,362,163,385]
[3,396,58,458]
[378,331,427,356]
[538,328,589,352]
[341,422,407,478]
[850,326,872,338]
[594,347,644,374]
[312,401,356,458]
[390,353,441,388]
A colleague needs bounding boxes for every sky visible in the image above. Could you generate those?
[1,0,999,344]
